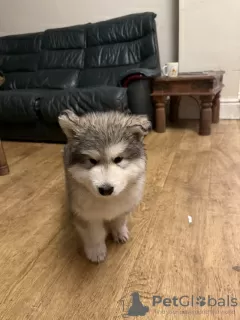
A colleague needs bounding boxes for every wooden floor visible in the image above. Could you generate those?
[0,121,240,320]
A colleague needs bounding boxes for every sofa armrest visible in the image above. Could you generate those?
[118,68,160,126]
[119,68,160,87]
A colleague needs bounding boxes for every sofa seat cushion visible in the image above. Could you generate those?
[39,86,128,123]
[0,89,59,123]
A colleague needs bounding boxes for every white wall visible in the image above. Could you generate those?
[179,0,240,119]
[0,0,178,66]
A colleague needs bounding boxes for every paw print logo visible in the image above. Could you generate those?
[196,296,206,307]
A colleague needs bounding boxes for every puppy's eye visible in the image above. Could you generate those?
[89,158,98,165]
[113,157,123,164]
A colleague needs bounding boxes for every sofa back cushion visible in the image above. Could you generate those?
[0,32,42,89]
[79,12,159,87]
[34,24,87,89]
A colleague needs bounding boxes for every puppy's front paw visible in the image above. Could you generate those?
[84,243,107,263]
[112,225,129,244]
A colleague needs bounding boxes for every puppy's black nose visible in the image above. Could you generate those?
[98,184,114,196]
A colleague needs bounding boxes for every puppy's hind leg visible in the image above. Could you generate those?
[75,219,107,263]
[109,214,129,244]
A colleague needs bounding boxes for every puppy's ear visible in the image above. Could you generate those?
[58,109,80,139]
[127,115,152,139]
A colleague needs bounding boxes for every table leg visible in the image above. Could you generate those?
[155,96,167,133]
[199,96,213,136]
[212,91,221,123]
[0,140,9,176]
[169,96,181,123]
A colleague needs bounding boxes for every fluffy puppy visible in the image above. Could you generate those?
[58,110,151,263]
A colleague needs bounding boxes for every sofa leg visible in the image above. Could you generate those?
[0,140,9,176]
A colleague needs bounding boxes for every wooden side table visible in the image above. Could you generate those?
[0,140,9,176]
[151,71,225,135]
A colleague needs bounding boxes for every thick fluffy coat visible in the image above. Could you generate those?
[59,110,151,263]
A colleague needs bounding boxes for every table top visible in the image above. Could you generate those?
[152,70,224,97]
[154,70,225,82]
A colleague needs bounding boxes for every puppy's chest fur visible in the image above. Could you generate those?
[67,175,145,221]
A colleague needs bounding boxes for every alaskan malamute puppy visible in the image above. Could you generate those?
[58,110,151,263]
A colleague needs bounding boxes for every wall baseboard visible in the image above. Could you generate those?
[220,98,240,119]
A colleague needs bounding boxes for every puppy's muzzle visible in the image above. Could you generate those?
[98,184,114,196]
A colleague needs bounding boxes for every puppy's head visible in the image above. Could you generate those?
[58,109,151,198]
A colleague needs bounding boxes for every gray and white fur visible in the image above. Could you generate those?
[58,110,151,263]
